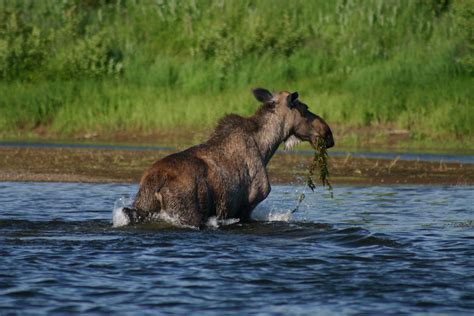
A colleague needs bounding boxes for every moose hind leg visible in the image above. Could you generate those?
[166,196,204,228]
[160,183,208,228]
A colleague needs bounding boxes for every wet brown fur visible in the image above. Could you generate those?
[128,88,334,227]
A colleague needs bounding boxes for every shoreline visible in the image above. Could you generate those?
[1,146,472,186]
[2,126,473,154]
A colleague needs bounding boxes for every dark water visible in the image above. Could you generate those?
[1,182,473,315]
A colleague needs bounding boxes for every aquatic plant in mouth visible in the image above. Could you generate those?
[307,137,333,196]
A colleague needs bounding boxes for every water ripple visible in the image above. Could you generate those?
[1,183,473,315]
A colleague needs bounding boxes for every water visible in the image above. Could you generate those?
[2,141,473,164]
[1,182,473,315]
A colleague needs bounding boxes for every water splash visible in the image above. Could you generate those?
[112,187,310,228]
[206,216,240,229]
[111,196,239,229]
[112,196,133,227]
[150,211,198,230]
[251,203,293,222]
[251,186,313,222]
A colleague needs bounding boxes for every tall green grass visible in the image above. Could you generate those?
[0,0,472,146]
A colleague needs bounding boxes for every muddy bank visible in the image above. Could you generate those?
[0,147,472,185]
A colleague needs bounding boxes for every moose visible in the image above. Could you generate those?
[120,88,334,227]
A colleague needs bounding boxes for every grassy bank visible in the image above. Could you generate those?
[0,0,473,148]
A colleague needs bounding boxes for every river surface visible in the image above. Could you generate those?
[1,182,473,315]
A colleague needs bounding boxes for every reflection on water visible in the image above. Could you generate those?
[1,182,473,315]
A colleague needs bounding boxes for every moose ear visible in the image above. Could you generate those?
[287,92,299,108]
[252,88,273,103]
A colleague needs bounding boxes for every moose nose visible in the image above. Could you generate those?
[325,133,335,149]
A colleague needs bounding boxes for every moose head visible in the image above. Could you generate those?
[252,88,334,150]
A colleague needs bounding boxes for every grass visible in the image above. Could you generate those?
[0,0,473,149]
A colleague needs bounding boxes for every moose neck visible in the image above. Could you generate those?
[252,110,290,166]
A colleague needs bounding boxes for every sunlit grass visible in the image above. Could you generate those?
[0,0,472,147]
